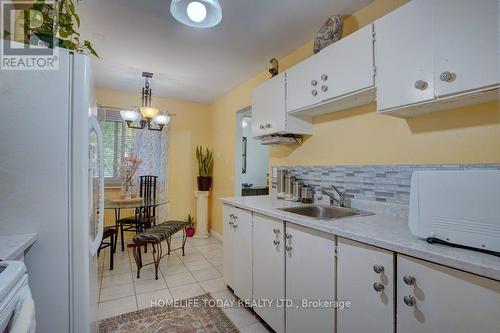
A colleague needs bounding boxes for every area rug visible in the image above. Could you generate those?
[99,294,238,333]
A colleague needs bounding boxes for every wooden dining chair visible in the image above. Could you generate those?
[116,175,158,251]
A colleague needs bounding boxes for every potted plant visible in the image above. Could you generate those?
[9,0,98,57]
[196,146,213,191]
[185,214,196,237]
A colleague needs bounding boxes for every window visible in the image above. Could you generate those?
[101,109,135,183]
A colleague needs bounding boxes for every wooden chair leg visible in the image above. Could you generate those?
[120,223,125,251]
[109,235,115,271]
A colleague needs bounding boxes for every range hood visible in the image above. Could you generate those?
[258,135,302,146]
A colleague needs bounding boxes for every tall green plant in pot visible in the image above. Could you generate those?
[196,146,213,191]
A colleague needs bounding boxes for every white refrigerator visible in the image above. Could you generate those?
[0,46,104,333]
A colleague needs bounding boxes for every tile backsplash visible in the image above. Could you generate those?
[272,164,500,206]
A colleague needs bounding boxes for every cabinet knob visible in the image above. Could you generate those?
[373,282,384,292]
[259,125,265,129]
[321,74,328,81]
[273,228,280,234]
[312,90,318,96]
[373,264,384,274]
[403,275,415,286]
[273,240,280,246]
[265,123,272,129]
[440,71,456,82]
[311,80,318,86]
[414,80,428,90]
[321,85,328,92]
[233,224,238,229]
[285,245,292,252]
[403,295,416,307]
[285,234,292,240]
[229,221,234,226]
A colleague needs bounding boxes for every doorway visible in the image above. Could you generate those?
[234,108,269,196]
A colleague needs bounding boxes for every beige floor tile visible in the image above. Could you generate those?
[196,244,222,253]
[164,272,196,288]
[199,278,227,293]
[201,249,224,260]
[169,283,205,300]
[136,288,173,310]
[214,264,224,274]
[102,263,131,277]
[100,283,135,302]
[239,322,271,333]
[207,257,224,266]
[180,253,205,263]
[161,255,183,265]
[223,306,258,328]
[191,267,221,282]
[160,263,189,276]
[185,260,212,272]
[133,276,167,294]
[101,272,132,288]
[98,296,137,320]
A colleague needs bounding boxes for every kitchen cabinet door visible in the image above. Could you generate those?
[375,0,435,111]
[231,207,253,301]
[316,24,374,102]
[337,238,394,333]
[252,214,285,333]
[285,223,336,333]
[222,204,235,288]
[251,72,286,137]
[286,56,322,112]
[434,0,499,97]
[397,255,500,333]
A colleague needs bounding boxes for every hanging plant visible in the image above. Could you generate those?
[20,0,98,57]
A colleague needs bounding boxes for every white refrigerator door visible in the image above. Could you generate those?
[70,53,101,333]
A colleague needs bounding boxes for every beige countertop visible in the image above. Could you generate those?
[220,196,500,281]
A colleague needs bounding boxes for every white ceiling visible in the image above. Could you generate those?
[79,0,372,104]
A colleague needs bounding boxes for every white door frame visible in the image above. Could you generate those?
[234,107,252,196]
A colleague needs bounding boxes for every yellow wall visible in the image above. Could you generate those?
[96,88,212,224]
[207,0,500,234]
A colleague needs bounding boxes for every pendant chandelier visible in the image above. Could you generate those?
[120,72,170,131]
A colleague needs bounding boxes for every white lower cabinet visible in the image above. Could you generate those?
[337,238,394,333]
[397,254,500,333]
[285,223,336,333]
[252,214,285,333]
[223,204,253,301]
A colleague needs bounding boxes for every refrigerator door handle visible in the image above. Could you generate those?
[88,116,104,256]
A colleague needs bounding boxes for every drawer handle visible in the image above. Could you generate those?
[403,295,416,307]
[373,264,384,274]
[414,80,428,90]
[373,282,384,292]
[440,71,456,83]
[403,275,415,286]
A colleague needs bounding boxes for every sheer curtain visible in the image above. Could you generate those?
[134,127,169,222]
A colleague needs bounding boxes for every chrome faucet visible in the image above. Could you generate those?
[322,185,346,207]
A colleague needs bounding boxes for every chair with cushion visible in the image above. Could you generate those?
[116,175,158,251]
[128,220,189,280]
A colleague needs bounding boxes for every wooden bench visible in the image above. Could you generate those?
[128,221,189,280]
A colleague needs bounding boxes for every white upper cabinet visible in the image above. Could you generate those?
[397,255,500,333]
[287,24,375,115]
[375,0,499,116]
[434,0,499,97]
[251,72,313,138]
[375,0,435,111]
[252,73,287,137]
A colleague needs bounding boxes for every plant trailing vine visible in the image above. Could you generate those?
[9,0,98,57]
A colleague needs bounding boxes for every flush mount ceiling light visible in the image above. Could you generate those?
[120,72,172,132]
[170,0,222,28]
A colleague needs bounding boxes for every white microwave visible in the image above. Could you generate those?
[409,170,500,253]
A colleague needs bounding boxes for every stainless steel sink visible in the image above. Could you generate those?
[278,205,372,220]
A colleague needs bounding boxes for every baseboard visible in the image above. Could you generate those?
[209,229,223,242]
